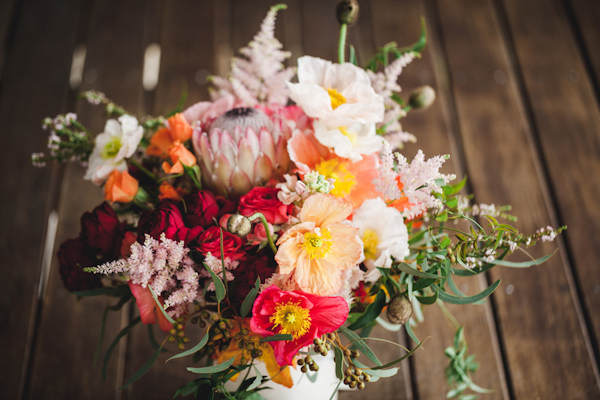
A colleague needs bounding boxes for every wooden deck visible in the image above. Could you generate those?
[2,0,600,399]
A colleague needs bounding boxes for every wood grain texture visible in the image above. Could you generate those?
[27,0,149,399]
[568,0,600,92]
[0,0,81,398]
[435,0,600,397]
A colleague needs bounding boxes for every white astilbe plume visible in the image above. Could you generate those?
[375,143,456,219]
[86,234,200,311]
[211,5,295,106]
[368,52,417,140]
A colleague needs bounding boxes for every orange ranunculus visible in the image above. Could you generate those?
[104,169,139,203]
[216,318,293,388]
[146,113,193,156]
[162,141,197,174]
[158,181,184,201]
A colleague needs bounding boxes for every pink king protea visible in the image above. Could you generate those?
[192,107,293,195]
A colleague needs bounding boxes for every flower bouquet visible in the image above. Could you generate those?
[32,2,563,399]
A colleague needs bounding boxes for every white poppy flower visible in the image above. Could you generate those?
[287,56,385,128]
[84,114,144,185]
[313,120,385,162]
[352,197,409,282]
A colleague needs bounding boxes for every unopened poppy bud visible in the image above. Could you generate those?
[227,214,252,237]
[386,295,413,324]
[336,0,359,25]
[408,85,436,110]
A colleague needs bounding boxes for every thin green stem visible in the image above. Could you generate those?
[338,23,348,63]
[247,212,278,255]
[128,158,158,181]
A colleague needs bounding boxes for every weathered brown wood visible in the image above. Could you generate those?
[501,0,600,370]
[568,0,600,91]
[0,0,82,398]
[435,0,600,398]
[0,0,17,80]
[26,0,150,399]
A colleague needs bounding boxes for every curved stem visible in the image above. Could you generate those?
[247,212,278,255]
[338,23,348,63]
[128,158,158,181]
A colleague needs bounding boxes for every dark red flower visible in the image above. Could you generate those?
[195,225,245,261]
[137,201,186,241]
[250,286,349,366]
[231,250,278,306]
[239,187,292,224]
[80,202,124,258]
[183,190,220,228]
[57,238,103,292]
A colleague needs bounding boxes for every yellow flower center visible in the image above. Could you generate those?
[327,88,346,109]
[303,228,333,260]
[362,229,379,260]
[315,158,356,197]
[339,126,357,145]
[270,302,311,339]
[102,137,122,159]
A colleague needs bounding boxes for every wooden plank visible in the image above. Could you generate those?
[26,0,149,398]
[0,0,82,398]
[366,1,510,398]
[501,0,600,368]
[0,0,17,80]
[120,2,218,399]
[434,0,600,398]
[568,0,600,91]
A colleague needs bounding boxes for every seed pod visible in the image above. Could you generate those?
[408,85,436,110]
[387,295,413,324]
[336,0,359,25]
[227,214,252,237]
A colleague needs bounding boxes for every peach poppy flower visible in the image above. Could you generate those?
[146,113,193,156]
[216,318,293,388]
[275,193,362,296]
[287,130,380,208]
[162,140,197,174]
[104,169,139,203]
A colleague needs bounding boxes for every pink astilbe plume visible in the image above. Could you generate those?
[86,233,200,312]
[368,52,417,143]
[376,143,456,219]
[210,4,295,106]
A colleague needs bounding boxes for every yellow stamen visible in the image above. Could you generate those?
[102,137,122,159]
[303,228,333,260]
[362,229,379,260]
[315,158,356,197]
[270,302,311,339]
[339,126,357,145]
[327,88,346,109]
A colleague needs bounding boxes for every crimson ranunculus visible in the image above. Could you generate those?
[250,285,349,366]
[80,202,124,258]
[57,238,103,292]
[195,225,245,261]
[239,187,292,224]
[137,201,186,241]
[183,190,219,228]
[231,250,278,306]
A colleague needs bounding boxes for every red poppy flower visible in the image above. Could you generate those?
[250,285,348,366]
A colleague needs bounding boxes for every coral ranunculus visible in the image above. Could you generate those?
[250,285,348,366]
[162,140,197,174]
[104,169,139,203]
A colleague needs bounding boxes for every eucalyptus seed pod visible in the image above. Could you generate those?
[336,0,359,25]
[227,214,252,237]
[408,85,436,110]
[386,295,413,324]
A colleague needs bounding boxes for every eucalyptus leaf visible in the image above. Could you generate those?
[246,366,263,391]
[203,262,226,303]
[396,262,441,279]
[241,277,261,318]
[481,252,554,268]
[148,285,176,324]
[168,330,209,362]
[187,356,236,374]
[334,346,344,380]
[347,290,386,331]
[353,359,398,378]
[119,343,164,389]
[102,316,141,380]
[339,326,382,366]
[436,279,501,305]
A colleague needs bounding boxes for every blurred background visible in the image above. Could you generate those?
[1,0,599,399]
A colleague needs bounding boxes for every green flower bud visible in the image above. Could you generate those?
[336,0,359,25]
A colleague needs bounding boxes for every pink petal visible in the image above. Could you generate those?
[259,127,276,161]
[254,153,273,184]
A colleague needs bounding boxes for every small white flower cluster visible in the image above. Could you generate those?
[200,252,239,291]
[276,172,335,205]
[31,113,91,167]
[537,226,559,242]
[376,143,455,219]
[211,5,295,106]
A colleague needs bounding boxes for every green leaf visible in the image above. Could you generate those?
[103,316,141,380]
[447,277,485,305]
[173,379,210,398]
[349,45,357,65]
[436,211,448,222]
[481,252,555,268]
[371,336,427,370]
[334,346,344,380]
[446,197,458,208]
[203,262,226,303]
[415,291,438,305]
[165,87,188,117]
[182,162,202,190]
[241,277,261,318]
[440,236,451,249]
[405,321,420,345]
[353,359,398,378]
[147,324,163,352]
[168,330,209,362]
[119,343,164,389]
[450,175,467,195]
[338,326,382,366]
[396,262,441,279]
[347,290,386,331]
[149,285,176,325]
[259,334,293,342]
[436,279,501,305]
[187,356,236,374]
[246,366,263,391]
